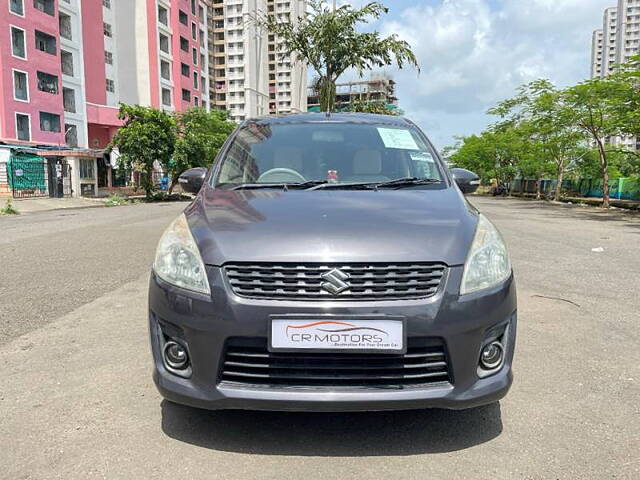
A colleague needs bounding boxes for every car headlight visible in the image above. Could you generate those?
[460,214,511,295]
[153,213,210,295]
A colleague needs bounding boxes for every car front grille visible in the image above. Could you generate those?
[218,337,451,389]
[223,262,447,301]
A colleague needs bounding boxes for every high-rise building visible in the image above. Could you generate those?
[1,0,209,149]
[591,1,640,150]
[591,29,604,78]
[602,7,618,77]
[207,0,307,122]
[0,0,210,198]
[266,0,307,116]
[615,0,640,65]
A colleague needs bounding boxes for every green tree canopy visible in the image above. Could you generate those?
[562,78,627,208]
[110,104,176,199]
[263,1,418,112]
[172,108,236,192]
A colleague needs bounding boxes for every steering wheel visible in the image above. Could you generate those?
[257,168,306,184]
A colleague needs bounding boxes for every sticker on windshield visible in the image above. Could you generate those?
[409,152,435,163]
[377,128,419,150]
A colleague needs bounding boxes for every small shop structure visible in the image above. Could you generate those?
[0,144,103,199]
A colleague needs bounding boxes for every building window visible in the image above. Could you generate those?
[35,30,57,55]
[63,87,76,113]
[79,158,95,179]
[37,71,58,94]
[105,50,113,65]
[158,6,168,26]
[161,88,172,106]
[192,48,198,65]
[199,29,205,47]
[16,114,31,141]
[179,10,188,25]
[199,5,204,21]
[180,36,189,52]
[10,0,24,16]
[40,112,61,132]
[61,50,74,76]
[181,63,190,77]
[106,78,115,93]
[182,89,191,101]
[102,0,111,8]
[65,124,78,147]
[194,97,199,106]
[59,13,72,40]
[200,52,205,66]
[193,72,198,89]
[104,22,112,38]
[11,27,26,59]
[201,76,206,92]
[192,23,197,41]
[33,0,54,16]
[202,100,207,111]
[13,70,28,101]
[160,60,171,80]
[159,34,170,54]
[190,0,196,15]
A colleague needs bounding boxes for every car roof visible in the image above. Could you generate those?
[243,112,414,127]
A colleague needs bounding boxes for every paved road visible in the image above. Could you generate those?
[1,198,639,479]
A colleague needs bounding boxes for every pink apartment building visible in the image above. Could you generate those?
[0,0,210,198]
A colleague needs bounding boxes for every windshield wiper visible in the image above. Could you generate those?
[374,177,442,189]
[230,180,328,191]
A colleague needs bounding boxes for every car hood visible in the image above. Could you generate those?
[186,187,478,266]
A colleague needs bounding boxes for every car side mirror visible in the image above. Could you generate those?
[451,168,480,195]
[178,167,208,194]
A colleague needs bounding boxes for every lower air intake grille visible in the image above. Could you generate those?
[219,337,451,389]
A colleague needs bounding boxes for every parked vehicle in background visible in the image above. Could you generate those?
[149,113,516,412]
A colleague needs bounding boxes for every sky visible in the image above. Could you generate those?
[336,0,612,149]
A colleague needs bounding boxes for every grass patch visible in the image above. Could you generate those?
[0,199,20,215]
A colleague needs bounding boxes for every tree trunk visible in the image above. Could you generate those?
[318,76,336,112]
[596,140,610,208]
[554,165,564,201]
[168,178,178,195]
[535,178,541,200]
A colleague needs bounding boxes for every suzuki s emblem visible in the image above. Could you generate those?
[321,268,351,295]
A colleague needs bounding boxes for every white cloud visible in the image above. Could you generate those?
[374,0,607,148]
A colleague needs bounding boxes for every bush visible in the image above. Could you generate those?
[0,199,19,215]
[104,194,127,207]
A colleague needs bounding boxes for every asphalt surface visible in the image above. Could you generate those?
[0,197,639,479]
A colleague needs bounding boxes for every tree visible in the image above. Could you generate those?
[446,128,522,188]
[263,1,418,112]
[172,108,236,193]
[110,105,176,199]
[489,80,583,201]
[562,78,626,208]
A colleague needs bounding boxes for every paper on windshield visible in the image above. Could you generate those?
[377,127,419,150]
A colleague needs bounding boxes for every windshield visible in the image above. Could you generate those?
[214,122,443,188]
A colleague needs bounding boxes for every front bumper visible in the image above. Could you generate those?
[149,266,517,412]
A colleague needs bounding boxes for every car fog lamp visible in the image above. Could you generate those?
[480,341,504,370]
[163,341,189,370]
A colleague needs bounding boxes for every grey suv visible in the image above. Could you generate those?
[149,113,516,411]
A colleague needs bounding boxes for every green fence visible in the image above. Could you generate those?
[512,177,640,201]
[7,154,47,196]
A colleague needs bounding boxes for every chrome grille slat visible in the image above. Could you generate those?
[219,337,452,389]
[224,262,447,301]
